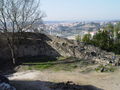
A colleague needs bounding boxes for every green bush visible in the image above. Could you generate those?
[82,33,92,44]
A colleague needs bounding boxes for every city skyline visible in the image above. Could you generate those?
[41,0,120,21]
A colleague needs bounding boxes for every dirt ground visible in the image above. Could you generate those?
[8,67,120,90]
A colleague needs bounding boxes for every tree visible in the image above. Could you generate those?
[81,22,120,54]
[0,0,44,64]
[92,30,111,50]
[90,22,120,54]
[82,33,91,44]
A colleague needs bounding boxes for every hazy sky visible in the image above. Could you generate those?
[41,0,120,21]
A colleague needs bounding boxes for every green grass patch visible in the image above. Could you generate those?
[26,62,54,70]
[21,58,95,71]
[33,63,54,69]
[26,62,78,71]
[37,61,90,71]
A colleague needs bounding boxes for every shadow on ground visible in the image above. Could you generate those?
[10,80,103,90]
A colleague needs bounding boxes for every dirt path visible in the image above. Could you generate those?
[9,69,120,90]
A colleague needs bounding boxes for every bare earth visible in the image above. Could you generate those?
[9,68,120,90]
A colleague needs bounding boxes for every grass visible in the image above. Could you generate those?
[32,63,54,70]
[21,57,94,71]
[26,62,78,71]
[25,62,54,70]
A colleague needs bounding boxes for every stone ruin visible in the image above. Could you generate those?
[0,33,120,66]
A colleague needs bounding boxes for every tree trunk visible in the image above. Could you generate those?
[11,48,16,65]
[8,43,16,65]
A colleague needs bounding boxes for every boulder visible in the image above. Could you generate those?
[0,75,16,90]
[0,83,16,90]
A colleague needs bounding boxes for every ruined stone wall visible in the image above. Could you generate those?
[0,33,120,65]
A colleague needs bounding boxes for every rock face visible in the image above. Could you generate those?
[0,33,120,65]
[0,75,16,90]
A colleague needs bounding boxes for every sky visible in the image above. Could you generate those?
[41,0,120,21]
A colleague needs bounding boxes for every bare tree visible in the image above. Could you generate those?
[0,0,44,64]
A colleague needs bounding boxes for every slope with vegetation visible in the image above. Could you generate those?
[82,22,120,54]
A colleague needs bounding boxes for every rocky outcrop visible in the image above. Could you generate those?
[49,36,120,65]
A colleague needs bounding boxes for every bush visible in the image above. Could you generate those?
[82,33,92,44]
